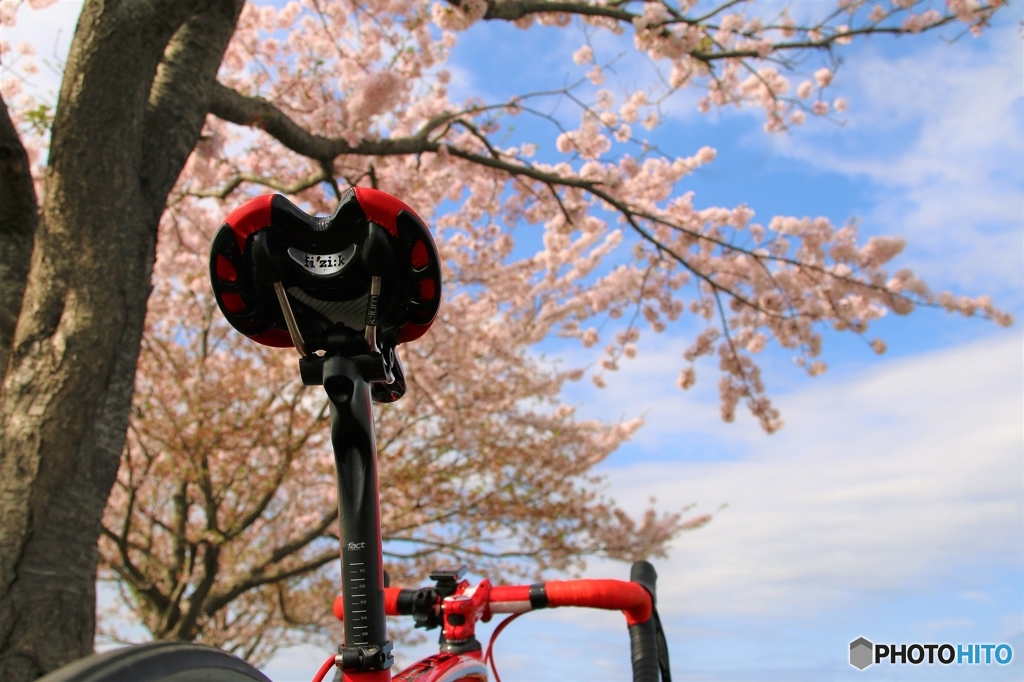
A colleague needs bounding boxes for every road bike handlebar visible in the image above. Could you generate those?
[381,579,652,624]
[333,561,671,682]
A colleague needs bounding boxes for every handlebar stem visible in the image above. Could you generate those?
[441,579,492,649]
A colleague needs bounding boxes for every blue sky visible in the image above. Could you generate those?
[426,9,1024,682]
[6,2,1021,681]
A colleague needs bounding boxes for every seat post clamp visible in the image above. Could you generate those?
[336,641,394,671]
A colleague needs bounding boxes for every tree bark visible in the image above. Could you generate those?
[0,94,39,381]
[0,1,243,679]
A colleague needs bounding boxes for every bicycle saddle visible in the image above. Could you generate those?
[209,188,441,400]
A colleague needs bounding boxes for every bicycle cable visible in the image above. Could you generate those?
[484,612,523,682]
[654,608,671,682]
[311,654,336,682]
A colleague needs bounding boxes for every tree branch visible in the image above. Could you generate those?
[206,80,955,335]
[141,0,246,216]
[202,545,339,617]
[476,0,635,23]
[173,542,221,639]
[208,82,440,160]
[184,168,328,199]
[99,525,174,618]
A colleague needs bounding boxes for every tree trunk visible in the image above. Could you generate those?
[0,94,39,381]
[0,1,242,679]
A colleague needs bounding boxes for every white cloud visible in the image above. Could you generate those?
[581,331,1022,621]
[921,617,975,633]
[961,589,995,604]
[766,22,1023,295]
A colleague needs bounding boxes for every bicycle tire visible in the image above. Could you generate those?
[38,641,271,682]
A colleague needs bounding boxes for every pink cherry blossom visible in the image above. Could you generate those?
[573,45,594,65]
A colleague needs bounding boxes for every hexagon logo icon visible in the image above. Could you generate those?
[850,637,874,670]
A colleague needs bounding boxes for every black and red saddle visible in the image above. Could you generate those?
[209,188,441,400]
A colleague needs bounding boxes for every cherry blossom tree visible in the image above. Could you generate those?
[0,0,1010,678]
[97,206,696,663]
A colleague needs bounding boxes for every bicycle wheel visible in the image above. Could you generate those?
[38,641,271,682]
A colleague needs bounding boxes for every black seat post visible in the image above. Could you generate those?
[322,355,393,674]
[210,188,441,677]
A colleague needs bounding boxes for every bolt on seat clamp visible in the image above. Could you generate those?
[336,641,394,671]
